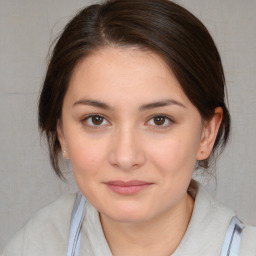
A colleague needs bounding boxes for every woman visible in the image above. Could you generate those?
[2,0,256,255]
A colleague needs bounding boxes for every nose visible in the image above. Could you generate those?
[109,125,146,171]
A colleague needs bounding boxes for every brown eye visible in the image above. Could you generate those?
[83,115,109,127]
[153,116,166,126]
[147,115,173,128]
[91,115,104,125]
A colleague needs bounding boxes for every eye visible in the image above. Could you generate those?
[82,114,110,127]
[147,115,173,128]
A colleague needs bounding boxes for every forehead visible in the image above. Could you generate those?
[65,47,191,107]
[72,47,172,81]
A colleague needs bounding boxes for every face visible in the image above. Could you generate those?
[58,47,221,223]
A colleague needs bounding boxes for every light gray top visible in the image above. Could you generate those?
[2,182,256,255]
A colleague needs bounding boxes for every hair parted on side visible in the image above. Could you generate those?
[38,0,230,180]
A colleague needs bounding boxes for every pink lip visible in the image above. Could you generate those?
[104,180,153,195]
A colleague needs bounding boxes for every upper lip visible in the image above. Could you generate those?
[104,180,153,186]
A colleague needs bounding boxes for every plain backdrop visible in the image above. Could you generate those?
[0,0,256,252]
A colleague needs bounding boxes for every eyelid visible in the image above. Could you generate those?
[81,113,174,129]
[146,114,174,128]
[82,114,111,128]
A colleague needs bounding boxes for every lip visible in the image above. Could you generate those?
[104,180,153,195]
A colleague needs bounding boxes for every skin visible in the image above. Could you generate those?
[58,47,223,255]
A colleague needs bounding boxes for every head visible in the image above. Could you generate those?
[39,0,230,221]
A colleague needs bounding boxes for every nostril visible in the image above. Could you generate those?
[108,128,146,171]
[108,147,146,171]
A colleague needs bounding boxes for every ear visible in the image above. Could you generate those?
[196,107,223,161]
[57,120,70,159]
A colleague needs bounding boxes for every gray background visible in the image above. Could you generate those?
[0,0,255,252]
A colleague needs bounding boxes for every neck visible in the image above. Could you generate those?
[100,193,194,256]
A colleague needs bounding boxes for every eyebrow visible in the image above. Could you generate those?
[72,98,186,110]
[139,99,186,110]
[73,99,114,110]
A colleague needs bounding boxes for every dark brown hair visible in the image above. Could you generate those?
[39,0,230,179]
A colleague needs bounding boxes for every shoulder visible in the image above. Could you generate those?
[2,193,77,256]
[240,224,256,255]
[189,180,236,224]
[192,181,256,255]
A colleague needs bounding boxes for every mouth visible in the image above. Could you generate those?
[104,180,153,195]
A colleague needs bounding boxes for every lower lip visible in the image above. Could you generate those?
[106,184,152,195]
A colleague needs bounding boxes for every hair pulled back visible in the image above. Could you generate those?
[39,0,230,179]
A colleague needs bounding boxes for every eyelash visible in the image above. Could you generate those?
[81,114,174,129]
[147,114,174,129]
[81,114,109,129]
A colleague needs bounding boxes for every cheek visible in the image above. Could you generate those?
[67,138,109,199]
[67,135,108,176]
[147,131,201,175]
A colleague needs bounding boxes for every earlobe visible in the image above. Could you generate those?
[197,107,223,160]
[57,120,69,159]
